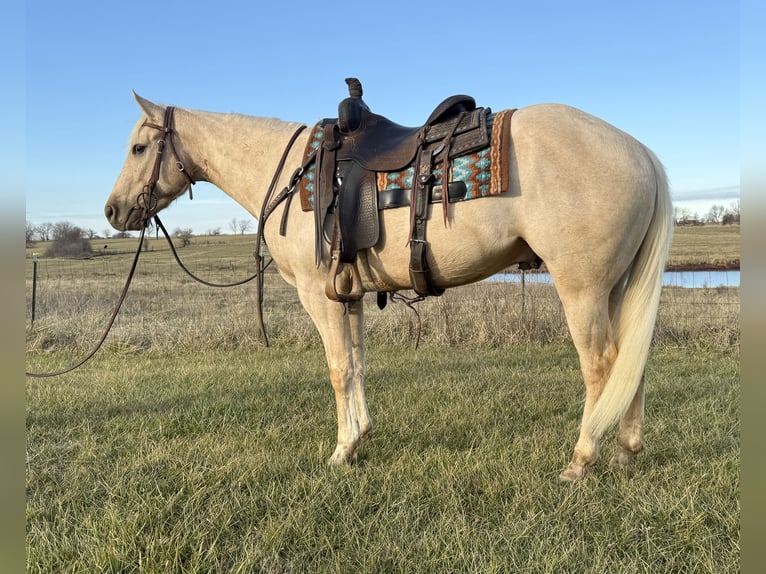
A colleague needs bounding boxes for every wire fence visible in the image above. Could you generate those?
[25,255,740,351]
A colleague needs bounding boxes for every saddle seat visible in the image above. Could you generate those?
[337,78,478,171]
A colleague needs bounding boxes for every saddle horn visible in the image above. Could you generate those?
[338,77,369,133]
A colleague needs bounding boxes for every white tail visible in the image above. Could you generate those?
[585,149,673,438]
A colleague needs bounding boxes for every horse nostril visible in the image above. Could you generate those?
[104,204,115,221]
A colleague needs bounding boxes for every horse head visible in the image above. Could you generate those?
[105,93,196,231]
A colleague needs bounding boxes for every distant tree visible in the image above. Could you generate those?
[26,221,36,245]
[229,218,253,235]
[102,229,112,239]
[113,230,133,239]
[722,200,740,225]
[173,227,194,247]
[673,206,689,225]
[45,221,92,258]
[705,204,725,224]
[207,227,221,236]
[673,207,702,226]
[52,221,83,241]
[37,222,54,241]
[237,219,253,235]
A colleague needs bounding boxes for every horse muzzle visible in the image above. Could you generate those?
[104,202,144,231]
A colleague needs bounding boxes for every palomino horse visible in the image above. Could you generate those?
[105,91,672,481]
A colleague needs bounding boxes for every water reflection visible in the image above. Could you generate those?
[490,270,740,288]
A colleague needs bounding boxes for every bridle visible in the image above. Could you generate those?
[137,106,197,222]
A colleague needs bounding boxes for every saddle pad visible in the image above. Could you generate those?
[299,108,514,212]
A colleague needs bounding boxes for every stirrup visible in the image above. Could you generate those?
[325,255,364,303]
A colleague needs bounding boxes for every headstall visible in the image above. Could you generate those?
[138,106,196,223]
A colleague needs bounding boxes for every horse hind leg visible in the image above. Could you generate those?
[557,290,619,482]
[606,274,647,471]
[610,375,646,470]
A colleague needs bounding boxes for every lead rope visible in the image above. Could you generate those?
[152,215,269,288]
[25,223,149,378]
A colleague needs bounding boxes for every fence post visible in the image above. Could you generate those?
[520,268,526,315]
[31,254,38,325]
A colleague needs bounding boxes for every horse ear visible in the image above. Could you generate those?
[132,91,162,119]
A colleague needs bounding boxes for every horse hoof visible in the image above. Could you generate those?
[609,446,641,471]
[328,446,358,466]
[359,427,373,445]
[559,462,588,482]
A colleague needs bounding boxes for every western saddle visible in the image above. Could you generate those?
[312,78,492,304]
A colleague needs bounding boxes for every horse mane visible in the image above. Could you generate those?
[126,104,296,151]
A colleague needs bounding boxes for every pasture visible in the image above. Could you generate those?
[25,225,739,572]
[666,225,740,269]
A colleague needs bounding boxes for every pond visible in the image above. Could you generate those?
[489,270,740,289]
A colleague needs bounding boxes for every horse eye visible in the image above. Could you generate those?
[132,144,147,155]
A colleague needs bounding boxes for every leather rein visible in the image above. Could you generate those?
[26,107,306,377]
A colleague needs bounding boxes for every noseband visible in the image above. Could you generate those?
[138,106,196,223]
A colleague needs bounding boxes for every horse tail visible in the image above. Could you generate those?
[585,148,673,439]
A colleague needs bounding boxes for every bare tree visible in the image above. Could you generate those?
[26,221,37,245]
[705,204,725,224]
[52,221,84,241]
[37,222,54,241]
[237,219,253,235]
[722,200,740,225]
[173,227,194,247]
[45,221,92,258]
[673,207,697,225]
[673,206,688,225]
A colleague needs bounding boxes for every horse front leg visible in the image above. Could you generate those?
[348,299,373,443]
[297,287,368,465]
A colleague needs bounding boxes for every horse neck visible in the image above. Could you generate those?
[176,108,305,217]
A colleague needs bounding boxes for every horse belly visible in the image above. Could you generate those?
[358,197,527,291]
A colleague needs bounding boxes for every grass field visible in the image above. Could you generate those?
[25,224,740,572]
[25,223,741,272]
[666,225,740,269]
[27,345,738,573]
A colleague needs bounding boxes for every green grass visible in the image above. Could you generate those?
[26,344,739,573]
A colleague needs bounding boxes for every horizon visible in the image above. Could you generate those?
[27,196,741,242]
[26,182,741,238]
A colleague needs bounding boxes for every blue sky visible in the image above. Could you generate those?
[22,0,739,236]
